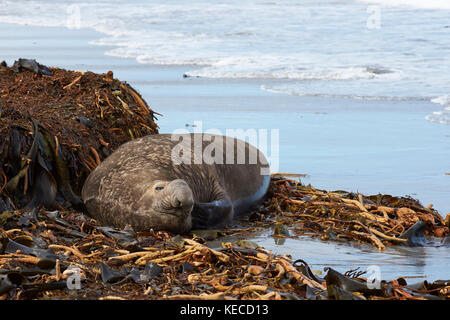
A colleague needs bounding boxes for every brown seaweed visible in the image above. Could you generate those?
[259,175,449,250]
[0,60,158,211]
[0,205,448,300]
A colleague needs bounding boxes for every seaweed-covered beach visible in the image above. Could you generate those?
[1,0,450,301]
[0,61,448,300]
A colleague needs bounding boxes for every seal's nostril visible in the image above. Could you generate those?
[172,197,182,208]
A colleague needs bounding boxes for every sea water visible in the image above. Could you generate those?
[1,0,450,123]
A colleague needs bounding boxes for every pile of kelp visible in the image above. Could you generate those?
[259,175,450,250]
[0,59,158,211]
[0,208,448,300]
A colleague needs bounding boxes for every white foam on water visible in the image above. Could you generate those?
[261,84,429,101]
[1,0,449,124]
[187,64,395,80]
[431,94,450,106]
[355,0,450,10]
[427,95,450,124]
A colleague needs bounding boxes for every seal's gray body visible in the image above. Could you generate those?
[81,133,270,233]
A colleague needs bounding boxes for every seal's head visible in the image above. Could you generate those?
[138,179,194,233]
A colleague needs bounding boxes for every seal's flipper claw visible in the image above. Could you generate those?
[191,200,233,229]
[191,216,208,230]
[191,204,210,229]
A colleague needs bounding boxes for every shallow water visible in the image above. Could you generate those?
[208,230,450,282]
[252,232,450,282]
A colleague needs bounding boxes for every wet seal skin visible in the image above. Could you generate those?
[81,133,270,233]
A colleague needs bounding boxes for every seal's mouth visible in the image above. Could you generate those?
[150,208,192,234]
[153,208,192,219]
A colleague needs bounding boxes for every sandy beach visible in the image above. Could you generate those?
[1,22,449,281]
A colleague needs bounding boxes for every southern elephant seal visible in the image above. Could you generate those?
[81,133,270,233]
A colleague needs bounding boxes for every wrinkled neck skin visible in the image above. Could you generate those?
[171,163,219,203]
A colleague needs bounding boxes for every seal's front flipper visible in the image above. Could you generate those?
[191,199,233,229]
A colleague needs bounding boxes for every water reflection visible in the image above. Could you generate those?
[223,232,449,281]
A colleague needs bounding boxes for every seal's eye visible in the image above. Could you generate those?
[155,186,164,191]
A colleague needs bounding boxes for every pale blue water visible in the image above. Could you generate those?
[152,86,450,215]
[249,232,450,282]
